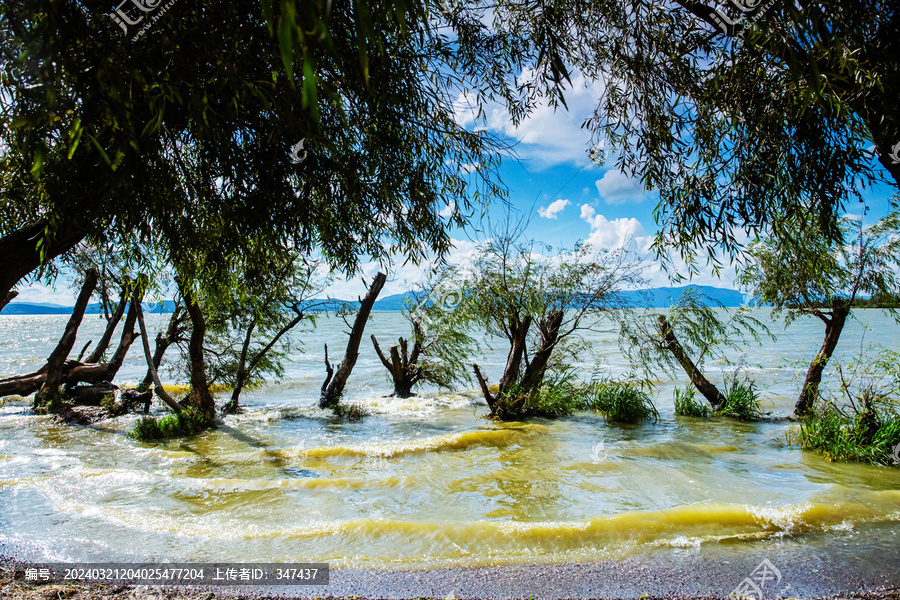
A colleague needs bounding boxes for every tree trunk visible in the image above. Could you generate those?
[106,287,143,381]
[1,291,18,313]
[0,219,87,301]
[796,305,849,416]
[320,272,386,409]
[141,303,185,387]
[520,310,564,392]
[35,268,99,409]
[371,334,422,398]
[0,361,113,397]
[179,282,215,416]
[134,298,184,413]
[224,318,257,414]
[86,285,129,363]
[657,314,725,409]
[497,314,532,395]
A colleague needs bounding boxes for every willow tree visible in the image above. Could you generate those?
[617,287,773,411]
[458,0,899,267]
[740,212,900,416]
[455,227,642,420]
[370,284,476,398]
[0,0,520,307]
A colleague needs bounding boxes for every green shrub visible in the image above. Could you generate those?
[674,385,710,418]
[587,380,659,424]
[800,404,900,465]
[716,376,762,421]
[100,393,128,417]
[129,405,212,442]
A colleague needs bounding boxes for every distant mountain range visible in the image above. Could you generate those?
[2,285,749,315]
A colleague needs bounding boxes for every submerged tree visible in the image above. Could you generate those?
[617,287,773,412]
[370,283,475,398]
[740,211,900,416]
[320,272,387,410]
[200,257,329,414]
[455,228,642,420]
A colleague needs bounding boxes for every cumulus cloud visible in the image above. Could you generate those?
[538,198,570,219]
[439,201,456,218]
[455,71,606,168]
[580,204,652,252]
[595,170,644,205]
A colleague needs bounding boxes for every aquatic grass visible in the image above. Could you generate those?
[333,402,369,422]
[129,405,212,442]
[523,372,595,418]
[716,376,762,421]
[674,385,710,418]
[800,404,900,465]
[586,379,659,424]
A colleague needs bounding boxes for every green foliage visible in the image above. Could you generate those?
[129,406,212,442]
[100,393,128,418]
[741,213,900,325]
[716,377,762,421]
[674,385,710,418]
[800,345,900,464]
[801,407,900,466]
[1,0,513,297]
[618,286,773,379]
[586,378,659,424]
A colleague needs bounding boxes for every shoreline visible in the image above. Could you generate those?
[3,547,900,599]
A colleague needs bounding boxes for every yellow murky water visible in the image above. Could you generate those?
[1,311,899,569]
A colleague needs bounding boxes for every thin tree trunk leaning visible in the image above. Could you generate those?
[106,287,143,381]
[0,219,87,302]
[34,269,99,409]
[179,282,215,416]
[320,272,386,409]
[1,290,18,313]
[796,305,849,417]
[86,285,129,363]
[135,297,184,413]
[656,314,725,410]
[225,307,308,414]
[371,334,423,398]
[141,303,185,387]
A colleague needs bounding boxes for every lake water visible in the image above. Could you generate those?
[1,310,899,586]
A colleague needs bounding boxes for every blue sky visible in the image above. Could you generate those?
[14,73,898,304]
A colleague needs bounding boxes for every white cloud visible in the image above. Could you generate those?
[595,170,644,205]
[538,198,570,219]
[12,282,79,306]
[439,201,456,218]
[455,71,606,168]
[580,204,652,252]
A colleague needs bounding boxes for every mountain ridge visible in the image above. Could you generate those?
[2,285,748,315]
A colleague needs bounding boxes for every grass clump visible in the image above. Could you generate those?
[522,374,593,418]
[800,404,900,465]
[587,379,659,424]
[129,405,212,442]
[333,402,369,422]
[100,393,128,417]
[716,376,762,421]
[674,385,710,418]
